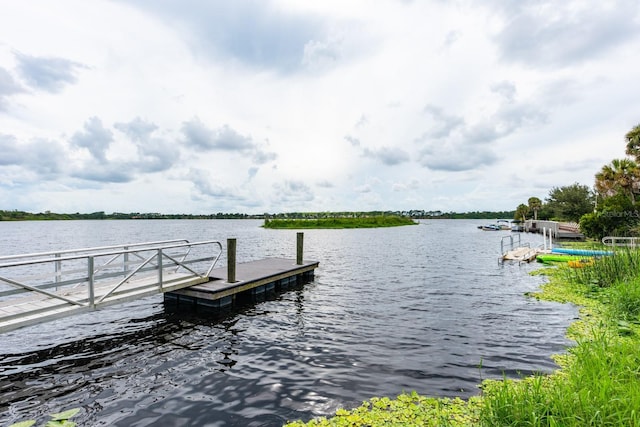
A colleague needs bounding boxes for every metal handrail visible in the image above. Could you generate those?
[500,234,524,256]
[0,242,192,269]
[499,234,544,264]
[602,236,640,247]
[0,239,189,262]
[0,240,223,307]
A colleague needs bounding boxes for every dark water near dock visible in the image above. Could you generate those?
[0,219,577,426]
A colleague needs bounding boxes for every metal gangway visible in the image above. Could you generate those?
[0,239,222,333]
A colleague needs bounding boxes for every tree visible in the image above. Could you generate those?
[545,183,594,222]
[595,158,640,204]
[624,123,640,160]
[527,197,542,220]
[580,193,638,239]
[514,204,529,221]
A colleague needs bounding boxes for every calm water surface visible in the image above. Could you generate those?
[0,219,577,426]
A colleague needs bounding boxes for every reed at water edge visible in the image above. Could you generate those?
[479,247,640,426]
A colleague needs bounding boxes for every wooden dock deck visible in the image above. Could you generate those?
[165,258,319,309]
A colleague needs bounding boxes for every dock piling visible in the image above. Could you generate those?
[296,232,304,265]
[227,238,237,283]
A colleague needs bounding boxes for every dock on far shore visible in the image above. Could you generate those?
[524,220,585,241]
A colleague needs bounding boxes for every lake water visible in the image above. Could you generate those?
[0,219,577,426]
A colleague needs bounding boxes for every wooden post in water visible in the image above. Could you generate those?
[296,232,304,265]
[227,238,237,283]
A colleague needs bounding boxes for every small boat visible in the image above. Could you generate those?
[536,253,592,264]
[496,219,512,230]
[568,259,595,268]
[551,248,613,256]
[478,224,501,231]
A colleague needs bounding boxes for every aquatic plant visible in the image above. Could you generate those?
[8,408,80,427]
[284,392,482,426]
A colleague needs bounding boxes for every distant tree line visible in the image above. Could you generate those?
[265,210,515,220]
[1,209,517,222]
[0,210,256,221]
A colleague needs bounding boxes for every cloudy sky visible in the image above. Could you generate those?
[1,0,639,214]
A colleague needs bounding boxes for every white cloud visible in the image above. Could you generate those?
[14,52,87,93]
[0,0,639,214]
[491,0,640,68]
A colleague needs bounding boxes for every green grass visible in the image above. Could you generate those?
[263,215,417,229]
[284,246,640,427]
[480,249,640,426]
[563,247,640,288]
[480,330,640,426]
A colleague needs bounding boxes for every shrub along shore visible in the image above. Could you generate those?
[284,245,640,426]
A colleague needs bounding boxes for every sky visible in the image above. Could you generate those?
[1,0,640,215]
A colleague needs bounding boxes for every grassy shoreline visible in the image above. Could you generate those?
[284,245,640,426]
[263,215,417,229]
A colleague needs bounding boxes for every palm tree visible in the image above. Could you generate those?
[625,124,640,161]
[527,197,542,220]
[595,158,640,204]
[515,204,529,221]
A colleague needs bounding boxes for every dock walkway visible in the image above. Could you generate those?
[0,272,207,333]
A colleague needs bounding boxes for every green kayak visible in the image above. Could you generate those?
[536,253,592,264]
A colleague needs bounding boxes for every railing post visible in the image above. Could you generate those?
[124,246,129,276]
[88,256,95,307]
[296,232,304,265]
[54,253,61,291]
[54,253,61,283]
[227,238,236,283]
[157,249,163,291]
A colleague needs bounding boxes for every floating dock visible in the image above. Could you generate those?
[502,246,539,262]
[165,257,318,310]
[500,234,540,263]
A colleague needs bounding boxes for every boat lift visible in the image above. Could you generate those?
[500,234,537,264]
[500,227,557,264]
